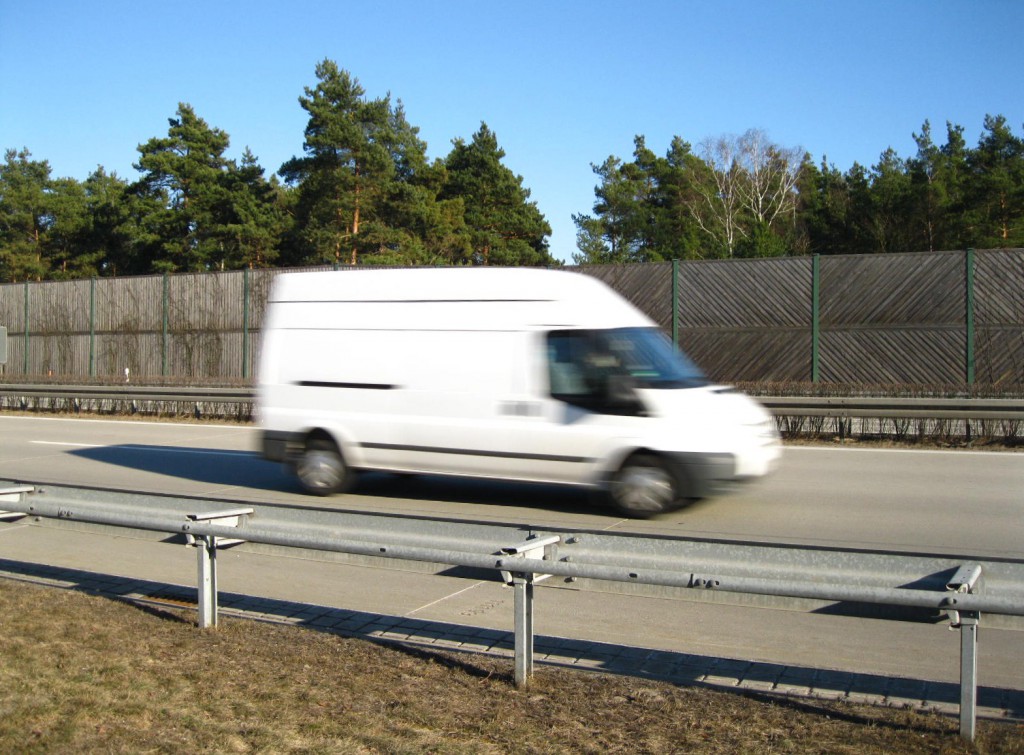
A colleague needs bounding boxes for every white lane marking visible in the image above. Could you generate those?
[407,580,489,616]
[30,441,255,457]
[0,415,250,430]
[786,444,1023,458]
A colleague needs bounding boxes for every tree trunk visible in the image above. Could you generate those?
[351,168,361,266]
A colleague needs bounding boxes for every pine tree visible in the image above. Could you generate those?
[219,148,286,269]
[45,177,98,278]
[969,114,1024,247]
[442,123,552,266]
[79,167,139,276]
[0,149,52,281]
[573,136,707,263]
[280,61,396,266]
[134,103,233,271]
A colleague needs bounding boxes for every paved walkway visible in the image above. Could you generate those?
[1,557,1021,722]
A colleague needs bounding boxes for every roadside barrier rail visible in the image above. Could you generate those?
[2,483,1022,740]
[760,395,1024,421]
[0,383,251,404]
[2,383,1023,425]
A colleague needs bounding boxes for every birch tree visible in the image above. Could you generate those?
[695,129,802,257]
[736,128,803,228]
[694,135,746,257]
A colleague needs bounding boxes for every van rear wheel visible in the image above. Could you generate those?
[296,438,350,496]
[609,454,678,518]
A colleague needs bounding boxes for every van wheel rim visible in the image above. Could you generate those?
[613,466,675,512]
[298,450,344,491]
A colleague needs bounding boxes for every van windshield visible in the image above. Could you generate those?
[547,327,707,397]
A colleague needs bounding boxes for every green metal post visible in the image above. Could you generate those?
[242,268,250,379]
[671,259,680,348]
[811,255,820,383]
[162,273,169,377]
[23,281,29,375]
[89,278,96,378]
[965,248,975,385]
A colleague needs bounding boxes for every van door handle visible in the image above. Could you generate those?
[500,401,543,417]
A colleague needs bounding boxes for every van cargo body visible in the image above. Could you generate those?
[257,268,780,517]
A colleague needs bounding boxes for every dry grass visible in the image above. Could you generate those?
[1,581,1021,754]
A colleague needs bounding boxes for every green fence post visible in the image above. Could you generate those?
[965,248,975,385]
[811,255,820,383]
[242,268,250,380]
[671,259,680,348]
[23,281,29,375]
[89,278,96,378]
[162,273,169,377]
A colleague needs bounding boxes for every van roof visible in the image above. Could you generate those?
[270,267,606,303]
[268,267,654,330]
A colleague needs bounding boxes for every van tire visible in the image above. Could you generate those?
[296,438,351,496]
[608,453,678,518]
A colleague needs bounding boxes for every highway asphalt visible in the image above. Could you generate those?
[0,414,1021,555]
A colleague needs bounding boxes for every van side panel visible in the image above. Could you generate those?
[258,310,396,469]
[389,329,534,477]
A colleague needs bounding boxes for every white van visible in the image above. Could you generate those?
[257,268,780,517]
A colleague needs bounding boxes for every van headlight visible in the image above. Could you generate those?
[756,418,780,441]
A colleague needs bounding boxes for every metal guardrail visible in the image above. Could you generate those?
[0,383,253,418]
[0,383,252,403]
[760,395,1024,421]
[2,383,1024,423]
[2,482,1022,740]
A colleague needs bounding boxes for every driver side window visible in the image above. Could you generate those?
[547,331,636,415]
[548,331,592,400]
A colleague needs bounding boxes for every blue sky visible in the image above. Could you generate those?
[2,1,1022,262]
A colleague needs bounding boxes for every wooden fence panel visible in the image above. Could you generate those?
[820,251,964,326]
[93,276,164,379]
[30,279,90,377]
[684,329,812,383]
[819,330,965,385]
[1,250,1022,387]
[975,249,1024,387]
[819,252,966,385]
[0,283,25,374]
[677,257,812,382]
[578,262,674,331]
[168,271,239,378]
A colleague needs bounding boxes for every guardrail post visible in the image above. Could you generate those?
[512,572,535,687]
[945,562,982,741]
[184,507,253,629]
[958,612,980,741]
[196,535,219,628]
[498,534,559,686]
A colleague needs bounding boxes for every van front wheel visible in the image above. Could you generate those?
[609,454,678,518]
[296,438,350,496]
